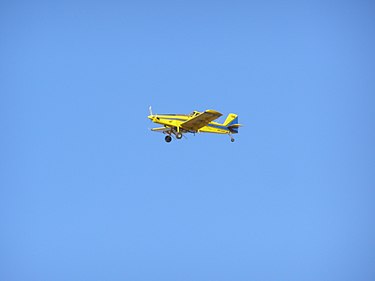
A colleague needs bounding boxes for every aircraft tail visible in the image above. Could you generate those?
[223,113,240,133]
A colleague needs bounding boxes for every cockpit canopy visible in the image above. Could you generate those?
[190,111,200,116]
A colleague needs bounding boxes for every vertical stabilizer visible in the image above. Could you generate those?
[223,113,238,126]
[224,113,240,133]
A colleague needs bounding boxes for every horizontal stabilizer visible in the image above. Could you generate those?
[228,123,242,134]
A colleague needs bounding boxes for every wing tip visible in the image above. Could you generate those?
[206,109,223,116]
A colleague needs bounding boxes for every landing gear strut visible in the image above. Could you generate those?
[165,135,172,142]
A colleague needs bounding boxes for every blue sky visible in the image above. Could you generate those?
[1,1,375,280]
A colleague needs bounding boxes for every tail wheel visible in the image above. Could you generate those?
[165,135,172,142]
[176,132,183,139]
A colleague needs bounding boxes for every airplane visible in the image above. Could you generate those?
[148,106,241,142]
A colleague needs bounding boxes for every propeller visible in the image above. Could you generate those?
[148,106,154,124]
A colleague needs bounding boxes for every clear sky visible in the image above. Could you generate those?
[1,1,375,280]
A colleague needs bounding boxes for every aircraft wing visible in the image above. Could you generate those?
[181,110,222,131]
[151,127,171,133]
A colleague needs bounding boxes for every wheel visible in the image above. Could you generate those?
[176,132,183,139]
[231,138,235,142]
[165,135,172,142]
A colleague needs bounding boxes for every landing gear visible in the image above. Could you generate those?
[176,132,183,139]
[165,135,172,142]
[231,137,235,142]
[164,129,183,143]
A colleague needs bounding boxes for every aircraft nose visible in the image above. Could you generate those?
[148,115,160,122]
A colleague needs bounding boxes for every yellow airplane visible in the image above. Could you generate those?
[148,106,241,142]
